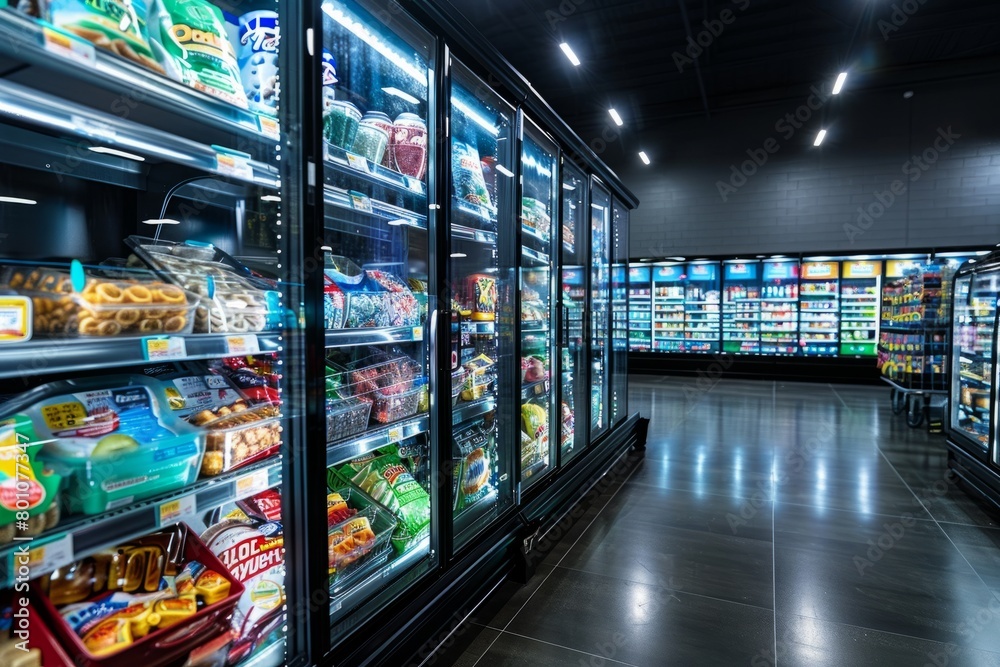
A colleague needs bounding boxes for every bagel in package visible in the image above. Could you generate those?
[47,0,165,74]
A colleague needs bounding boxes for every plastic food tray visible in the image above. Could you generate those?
[451,367,466,406]
[327,485,397,593]
[33,524,245,667]
[198,403,282,476]
[371,381,424,423]
[326,396,372,442]
[1,265,196,338]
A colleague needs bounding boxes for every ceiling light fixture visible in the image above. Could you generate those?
[832,72,848,95]
[559,42,581,66]
[608,108,623,126]
[89,146,146,161]
[0,196,36,205]
[813,129,827,147]
[638,151,651,165]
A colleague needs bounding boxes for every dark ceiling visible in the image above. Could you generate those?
[443,0,1000,162]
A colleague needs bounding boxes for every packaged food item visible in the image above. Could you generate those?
[212,355,282,405]
[452,423,493,512]
[6,375,203,515]
[464,274,498,321]
[151,0,249,108]
[461,354,495,401]
[392,113,427,179]
[0,294,32,343]
[47,0,165,74]
[452,141,493,211]
[237,10,279,116]
[324,100,362,149]
[322,483,396,584]
[187,399,281,476]
[324,258,420,329]
[0,414,62,543]
[323,275,346,329]
[521,356,547,383]
[360,111,394,168]
[325,365,371,442]
[521,197,551,241]
[352,112,391,164]
[2,265,194,337]
[342,352,423,423]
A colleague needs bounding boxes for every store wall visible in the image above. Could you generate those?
[614,74,1000,259]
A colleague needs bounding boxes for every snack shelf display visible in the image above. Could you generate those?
[840,260,882,357]
[799,261,840,357]
[627,265,652,351]
[722,260,761,355]
[683,262,721,354]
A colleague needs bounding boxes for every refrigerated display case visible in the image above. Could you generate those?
[610,198,629,426]
[799,261,839,356]
[760,260,800,355]
[559,164,588,464]
[651,263,686,352]
[722,260,761,354]
[950,266,997,452]
[684,262,721,353]
[518,116,558,489]
[446,58,517,550]
[840,260,882,356]
[628,264,653,351]
[590,180,611,439]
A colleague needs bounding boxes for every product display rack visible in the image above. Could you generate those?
[627,265,652,351]
[799,262,840,356]
[760,259,800,355]
[840,262,882,358]
[722,260,762,355]
[683,262,721,354]
[651,263,686,352]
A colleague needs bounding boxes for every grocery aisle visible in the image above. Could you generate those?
[434,377,1000,666]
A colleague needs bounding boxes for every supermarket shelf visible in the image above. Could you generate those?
[522,245,551,267]
[732,298,761,302]
[521,224,551,250]
[959,351,992,364]
[0,457,283,588]
[452,222,498,246]
[522,458,550,480]
[686,301,721,305]
[841,317,878,322]
[762,298,799,303]
[330,537,431,619]
[0,10,275,144]
[521,321,549,332]
[325,326,424,348]
[453,396,497,425]
[0,78,278,188]
[326,414,430,466]
[453,196,497,228]
[654,335,686,341]
[800,292,838,298]
[521,378,550,400]
[0,331,283,380]
[325,144,427,199]
[325,186,428,230]
[842,294,879,299]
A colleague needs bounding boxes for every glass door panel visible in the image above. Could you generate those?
[840,260,882,357]
[800,261,840,356]
[628,264,653,351]
[761,260,800,355]
[684,262,721,354]
[610,199,629,426]
[952,271,995,452]
[448,58,516,550]
[559,164,588,464]
[519,117,558,488]
[723,261,762,354]
[590,180,611,439]
[652,263,686,351]
[320,0,436,636]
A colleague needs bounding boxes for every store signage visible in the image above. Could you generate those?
[802,262,839,279]
[763,261,798,281]
[629,266,651,282]
[686,263,718,281]
[653,265,683,282]
[143,336,188,361]
[26,534,74,580]
[41,26,97,67]
[843,261,882,278]
[258,115,281,140]
[886,260,921,278]
[724,263,757,280]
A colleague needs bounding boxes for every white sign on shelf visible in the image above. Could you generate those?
[144,336,188,361]
[258,115,281,140]
[158,495,198,527]
[216,152,254,182]
[350,193,373,214]
[226,334,261,356]
[346,153,370,173]
[41,27,96,67]
[235,469,270,498]
[25,534,74,579]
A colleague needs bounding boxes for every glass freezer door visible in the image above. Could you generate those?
[590,180,611,439]
[320,0,437,638]
[519,117,558,489]
[951,271,995,452]
[560,163,588,464]
[447,58,517,550]
[723,261,762,354]
[610,198,629,426]
[628,264,653,351]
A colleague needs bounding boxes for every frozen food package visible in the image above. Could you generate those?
[238,10,279,116]
[151,0,249,108]
[0,414,62,543]
[452,141,494,211]
[47,0,165,74]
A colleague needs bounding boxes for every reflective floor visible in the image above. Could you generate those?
[435,377,1000,666]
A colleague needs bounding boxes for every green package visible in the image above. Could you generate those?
[48,0,164,74]
[151,0,249,108]
[0,414,62,542]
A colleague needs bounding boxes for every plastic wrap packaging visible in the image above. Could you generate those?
[48,0,165,74]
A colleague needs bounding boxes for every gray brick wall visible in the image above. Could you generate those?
[615,76,1000,259]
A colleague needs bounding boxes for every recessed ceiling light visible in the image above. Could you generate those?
[0,196,36,205]
[813,130,827,147]
[261,195,281,202]
[559,42,581,66]
[638,151,651,165]
[832,72,848,95]
[495,164,515,178]
[608,108,623,127]
[382,87,420,104]
[89,146,146,161]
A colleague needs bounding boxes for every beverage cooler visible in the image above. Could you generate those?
[760,259,800,355]
[651,263,686,352]
[627,265,652,351]
[799,261,840,356]
[0,0,641,665]
[947,252,1000,511]
[722,260,761,355]
[840,260,881,357]
[683,262,721,354]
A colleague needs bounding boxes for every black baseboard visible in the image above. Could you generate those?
[628,352,881,385]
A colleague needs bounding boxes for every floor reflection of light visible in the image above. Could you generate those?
[695,450,706,498]
[629,582,652,622]
[814,460,827,513]
[858,468,872,515]
[733,448,743,497]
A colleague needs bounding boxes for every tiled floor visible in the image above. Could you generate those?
[433,377,1000,666]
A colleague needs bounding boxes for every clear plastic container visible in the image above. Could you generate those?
[326,396,371,442]
[1,265,196,337]
[192,402,282,476]
[371,382,423,423]
[326,485,397,590]
[451,367,467,406]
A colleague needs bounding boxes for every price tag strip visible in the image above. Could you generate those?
[349,192,373,213]
[346,153,370,173]
[235,469,270,499]
[226,334,261,356]
[41,26,96,67]
[258,115,281,140]
[143,336,188,361]
[22,534,74,581]
[214,147,255,182]
[158,494,198,528]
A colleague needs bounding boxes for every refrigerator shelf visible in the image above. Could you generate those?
[453,396,497,426]
[452,222,499,246]
[0,456,282,589]
[0,10,276,147]
[0,331,284,380]
[762,298,798,303]
[325,325,424,349]
[324,186,429,230]
[521,379,550,400]
[0,78,279,188]
[522,245,550,267]
[521,224,550,250]
[326,414,430,466]
[325,144,428,199]
[452,196,498,228]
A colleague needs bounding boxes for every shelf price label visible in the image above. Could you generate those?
[236,469,270,498]
[158,495,197,527]
[258,115,281,140]
[346,153,370,173]
[143,336,187,361]
[41,26,96,67]
[349,192,373,214]
[388,427,403,442]
[216,151,254,182]
[412,327,423,341]
[226,334,260,356]
[26,534,74,579]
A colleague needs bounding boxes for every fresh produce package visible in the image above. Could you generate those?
[47,0,165,74]
[202,489,285,665]
[1,376,204,515]
[324,365,372,442]
[150,0,248,108]
[339,350,424,424]
[33,524,242,666]
[336,445,430,554]
[0,414,62,543]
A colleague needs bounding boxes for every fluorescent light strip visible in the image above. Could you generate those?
[832,72,848,95]
[383,87,421,104]
[495,164,515,178]
[638,151,651,165]
[141,218,180,225]
[451,96,500,136]
[608,108,623,126]
[559,42,581,66]
[562,183,576,191]
[261,195,281,202]
[88,146,146,161]
[322,3,426,83]
[0,196,36,205]
[813,129,827,147]
[450,252,467,258]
